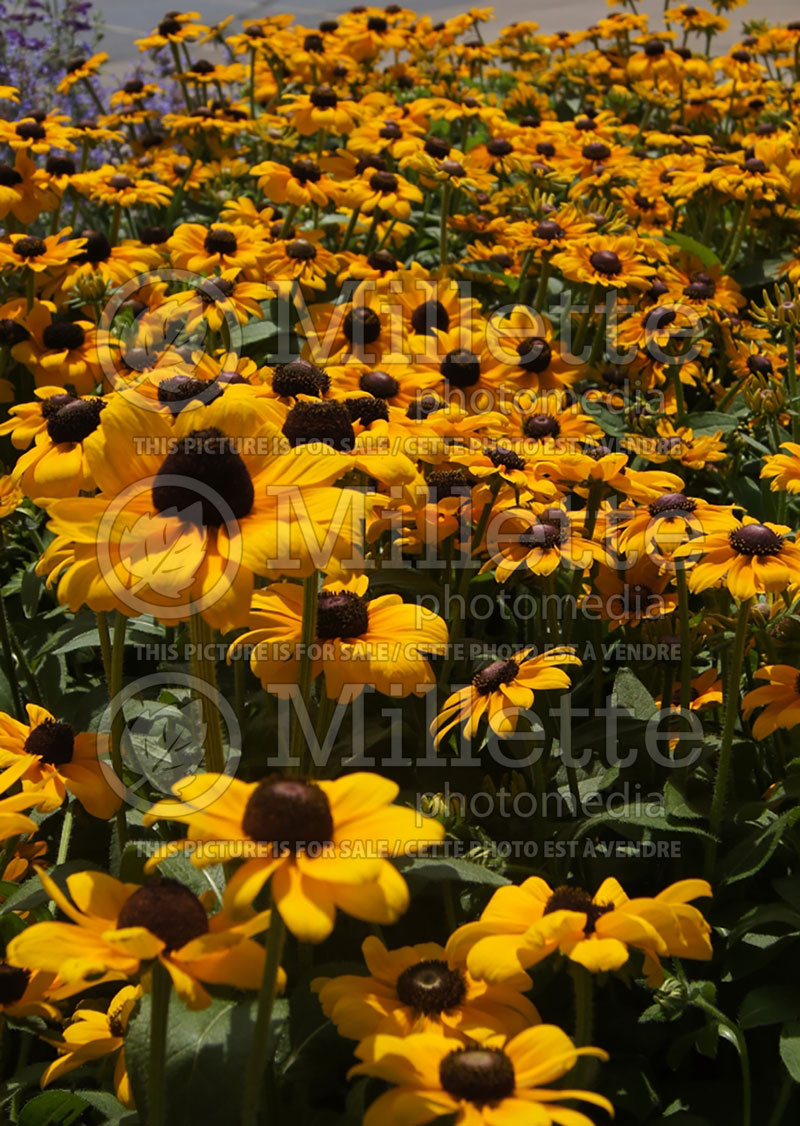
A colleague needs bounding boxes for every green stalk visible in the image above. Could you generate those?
[706,597,752,876]
[0,580,24,720]
[675,563,692,714]
[785,326,799,443]
[55,800,74,866]
[572,284,599,356]
[439,181,453,267]
[290,574,319,773]
[148,960,171,1126]
[241,915,286,1126]
[188,611,225,773]
[340,206,361,252]
[722,189,753,272]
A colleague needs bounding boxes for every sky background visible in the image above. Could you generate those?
[95,0,797,65]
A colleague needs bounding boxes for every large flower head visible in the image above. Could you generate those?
[350,1026,612,1126]
[0,704,120,819]
[314,935,539,1040]
[232,574,448,701]
[675,518,800,600]
[447,876,713,986]
[143,771,444,942]
[8,870,277,1009]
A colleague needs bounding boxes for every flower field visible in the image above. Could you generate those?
[1,2,800,1124]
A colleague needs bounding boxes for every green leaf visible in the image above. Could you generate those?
[739,985,800,1029]
[126,992,286,1125]
[662,230,721,268]
[73,1090,137,1123]
[613,667,657,720]
[18,1090,88,1125]
[394,856,510,887]
[0,860,102,916]
[688,411,744,436]
[780,1021,800,1082]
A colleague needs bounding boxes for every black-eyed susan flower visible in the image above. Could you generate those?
[484,504,608,581]
[41,985,139,1108]
[350,1025,612,1126]
[0,704,120,820]
[742,665,800,739]
[431,646,579,747]
[447,876,713,985]
[251,157,337,207]
[11,303,102,395]
[7,870,278,1010]
[281,85,362,135]
[262,234,339,291]
[0,231,86,276]
[617,489,738,561]
[231,574,448,701]
[0,963,58,1022]
[143,771,445,942]
[675,518,800,599]
[551,234,655,290]
[167,222,269,278]
[314,935,539,1040]
[0,759,40,843]
[761,442,800,493]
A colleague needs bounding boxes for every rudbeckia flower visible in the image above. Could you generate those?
[447,876,713,985]
[250,157,337,207]
[0,704,120,820]
[0,964,58,1021]
[742,665,800,739]
[167,222,270,278]
[0,759,41,842]
[0,231,86,275]
[41,985,139,1108]
[431,647,580,747]
[761,442,800,493]
[617,489,738,561]
[281,85,363,135]
[11,303,102,395]
[143,772,445,942]
[314,935,539,1040]
[262,234,339,291]
[484,504,609,581]
[675,518,800,600]
[551,234,655,290]
[350,1025,612,1126]
[231,574,448,700]
[38,395,371,630]
[7,870,279,1010]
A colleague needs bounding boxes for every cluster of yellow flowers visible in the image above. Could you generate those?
[0,1,798,1123]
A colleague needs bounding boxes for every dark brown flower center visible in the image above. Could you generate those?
[14,236,46,259]
[440,349,481,389]
[583,141,611,161]
[544,885,614,931]
[196,277,235,302]
[310,84,337,108]
[440,1048,515,1106]
[287,238,317,261]
[645,306,676,331]
[316,590,370,639]
[535,219,565,240]
[747,354,773,376]
[140,224,170,245]
[366,249,398,273]
[116,879,208,951]
[158,17,183,35]
[273,359,330,398]
[157,376,223,414]
[369,170,399,194]
[151,427,255,527]
[622,584,657,614]
[428,468,473,500]
[589,249,622,276]
[487,446,526,471]
[395,960,467,1013]
[644,38,666,56]
[729,524,784,556]
[411,299,449,336]
[343,306,382,346]
[24,719,75,765]
[523,414,560,439]
[345,396,389,425]
[516,337,552,374]
[77,229,112,264]
[473,658,519,695]
[647,492,696,517]
[41,319,85,352]
[242,776,335,851]
[0,964,30,1005]
[0,164,23,187]
[204,227,238,256]
[359,369,399,398]
[282,400,355,451]
[487,137,513,157]
[46,397,105,444]
[15,121,46,141]
[519,523,562,549]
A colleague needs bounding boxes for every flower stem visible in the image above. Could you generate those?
[98,611,129,847]
[241,914,286,1126]
[0,579,24,720]
[785,326,799,443]
[675,562,692,714]
[706,597,752,876]
[148,960,171,1126]
[290,573,319,773]
[569,964,597,1085]
[55,800,74,866]
[439,181,453,268]
[188,611,225,773]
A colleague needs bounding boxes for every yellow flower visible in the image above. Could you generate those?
[314,935,539,1040]
[143,771,444,943]
[232,573,448,700]
[448,876,713,985]
[742,665,800,739]
[0,704,120,819]
[431,647,580,747]
[552,234,655,290]
[675,518,800,600]
[350,1025,612,1126]
[7,869,278,1010]
[41,985,140,1108]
